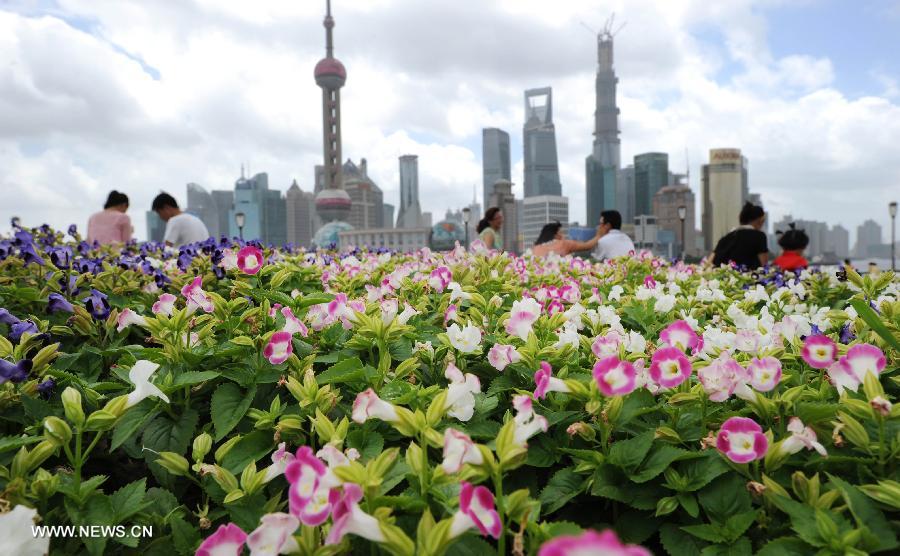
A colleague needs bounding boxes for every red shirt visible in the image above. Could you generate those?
[774,250,808,272]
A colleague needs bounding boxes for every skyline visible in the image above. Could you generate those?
[1,0,899,244]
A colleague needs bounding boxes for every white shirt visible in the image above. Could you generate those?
[593,229,635,260]
[164,213,210,247]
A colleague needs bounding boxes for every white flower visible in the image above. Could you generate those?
[442,428,483,474]
[554,323,581,350]
[116,308,148,332]
[563,303,586,330]
[444,363,481,422]
[744,285,769,303]
[0,505,49,556]
[247,513,300,556]
[125,360,170,408]
[634,286,654,301]
[653,294,676,313]
[414,341,434,357]
[780,417,827,457]
[608,285,624,301]
[396,302,419,325]
[506,297,542,341]
[448,282,472,303]
[596,305,621,326]
[625,330,647,354]
[447,323,482,353]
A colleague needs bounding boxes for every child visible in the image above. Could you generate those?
[774,224,809,272]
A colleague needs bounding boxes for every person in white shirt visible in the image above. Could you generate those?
[593,210,635,260]
[151,193,210,247]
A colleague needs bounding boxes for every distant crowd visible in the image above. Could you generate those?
[86,190,813,272]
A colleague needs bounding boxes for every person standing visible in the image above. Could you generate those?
[476,207,504,250]
[773,224,809,272]
[531,221,603,257]
[593,210,635,260]
[711,202,769,269]
[87,191,133,245]
[151,193,210,247]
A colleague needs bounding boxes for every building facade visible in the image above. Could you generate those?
[855,219,883,258]
[211,190,234,239]
[338,228,429,252]
[342,159,383,230]
[482,128,511,208]
[633,215,658,252]
[286,180,316,248]
[488,179,519,253]
[522,195,569,248]
[652,185,696,257]
[382,203,395,229]
[146,210,165,243]
[396,154,422,228]
[614,165,635,225]
[186,183,220,238]
[634,152,669,217]
[523,87,561,198]
[702,148,748,250]
[585,26,621,228]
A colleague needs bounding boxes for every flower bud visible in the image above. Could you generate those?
[566,422,596,442]
[31,468,59,498]
[655,496,679,516]
[27,440,58,472]
[61,387,85,427]
[156,452,190,476]
[43,416,72,446]
[103,395,129,418]
[870,396,892,417]
[31,343,60,373]
[84,410,118,431]
[192,433,213,463]
[215,435,243,463]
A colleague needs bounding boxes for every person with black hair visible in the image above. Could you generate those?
[476,207,504,250]
[531,221,603,257]
[711,202,769,269]
[773,223,809,271]
[87,191,133,245]
[593,210,635,260]
[151,192,210,247]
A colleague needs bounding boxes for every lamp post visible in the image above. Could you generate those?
[677,205,687,261]
[235,212,246,241]
[461,207,471,248]
[890,201,897,272]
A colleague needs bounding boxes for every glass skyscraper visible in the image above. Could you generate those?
[482,128,511,209]
[634,153,669,217]
[523,88,561,198]
[585,28,621,227]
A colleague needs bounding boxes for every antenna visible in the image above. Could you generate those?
[685,147,690,188]
[579,21,597,36]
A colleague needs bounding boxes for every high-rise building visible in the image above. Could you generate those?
[702,148,749,250]
[382,203,395,229]
[482,128,511,208]
[146,210,165,243]
[264,189,287,246]
[615,165,635,225]
[826,225,850,259]
[634,153,669,217]
[186,183,219,238]
[522,195,569,248]
[211,190,234,239]
[422,212,433,228]
[396,155,422,228]
[523,87,561,198]
[653,185,696,257]
[340,158,383,230]
[585,25,621,228]
[313,0,352,224]
[286,180,316,248]
[855,219,882,258]
[229,172,283,242]
[488,179,519,253]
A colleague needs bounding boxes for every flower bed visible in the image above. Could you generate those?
[0,224,898,555]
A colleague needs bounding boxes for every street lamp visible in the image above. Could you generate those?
[235,212,246,241]
[890,201,897,272]
[677,205,687,260]
[461,207,471,248]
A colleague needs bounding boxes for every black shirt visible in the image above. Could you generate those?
[712,228,768,269]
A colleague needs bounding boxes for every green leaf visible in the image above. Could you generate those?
[680,452,730,491]
[722,510,758,541]
[699,537,752,556]
[487,375,517,396]
[146,487,179,517]
[539,467,585,515]
[0,435,41,453]
[142,410,198,486]
[680,523,728,543]
[660,523,706,556]
[849,298,900,352]
[591,464,658,510]
[316,357,366,385]
[170,515,200,555]
[21,395,52,421]
[446,535,497,556]
[460,420,501,440]
[221,430,275,475]
[211,383,256,441]
[698,473,751,520]
[768,495,826,548]
[631,444,690,483]
[543,521,583,537]
[608,430,655,471]
[111,401,160,451]
[173,371,220,387]
[109,478,148,523]
[347,430,384,462]
[756,537,812,556]
[827,473,899,552]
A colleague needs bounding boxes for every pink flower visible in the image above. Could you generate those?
[546,299,565,316]
[506,297,542,341]
[801,335,837,369]
[428,266,452,292]
[442,428,484,474]
[716,416,768,463]
[444,303,458,325]
[116,308,148,332]
[325,484,385,545]
[268,304,283,318]
[327,293,357,329]
[219,248,238,271]
[351,388,399,424]
[735,330,763,354]
[827,343,886,394]
[748,356,782,392]
[538,529,651,556]
[237,245,264,275]
[698,355,747,402]
[284,447,339,526]
[151,293,177,316]
[780,417,827,457]
[559,283,580,303]
[263,331,293,365]
[181,276,214,314]
[644,275,657,289]
[281,307,308,338]
[487,344,521,372]
[449,482,502,539]
[444,363,481,421]
[512,395,548,446]
[262,442,295,483]
[534,361,570,400]
[196,523,247,556]
[658,320,700,354]
[649,346,692,389]
[591,331,622,359]
[592,356,637,396]
[246,513,300,556]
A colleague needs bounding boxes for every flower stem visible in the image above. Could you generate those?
[492,471,506,556]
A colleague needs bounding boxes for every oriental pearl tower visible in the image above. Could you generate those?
[313,0,352,224]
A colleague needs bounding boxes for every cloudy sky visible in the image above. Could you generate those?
[2,0,899,244]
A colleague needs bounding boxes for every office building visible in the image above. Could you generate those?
[482,128,511,208]
[522,195,569,248]
[633,215,658,252]
[342,158,383,230]
[487,179,519,253]
[855,219,882,258]
[826,225,850,260]
[382,203,395,229]
[286,180,316,248]
[396,155,423,228]
[653,185,696,257]
[227,172,286,244]
[422,211,433,228]
[585,24,621,227]
[634,153,669,217]
[211,190,234,239]
[338,228,429,252]
[614,165,635,225]
[523,87,562,198]
[702,148,749,250]
[146,210,165,243]
[186,183,220,238]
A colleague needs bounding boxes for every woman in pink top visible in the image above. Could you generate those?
[87,191,133,245]
[531,221,603,258]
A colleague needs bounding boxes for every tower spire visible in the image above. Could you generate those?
[324,0,334,58]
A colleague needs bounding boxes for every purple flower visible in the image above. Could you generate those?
[67,224,78,237]
[19,243,45,267]
[0,359,32,384]
[83,289,111,320]
[48,246,72,269]
[9,320,38,342]
[47,294,74,314]
[839,324,855,344]
[0,308,20,326]
[37,378,55,397]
